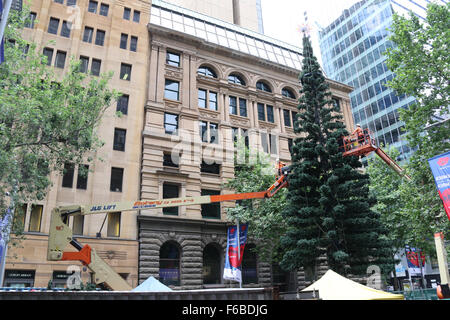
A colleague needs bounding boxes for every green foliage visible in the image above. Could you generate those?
[280,35,394,278]
[224,139,288,263]
[381,2,450,251]
[0,8,119,235]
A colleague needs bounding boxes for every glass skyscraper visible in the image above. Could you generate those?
[318,0,448,161]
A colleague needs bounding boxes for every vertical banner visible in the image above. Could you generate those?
[223,223,248,283]
[0,0,5,65]
[0,209,12,285]
[428,151,450,221]
[405,246,425,276]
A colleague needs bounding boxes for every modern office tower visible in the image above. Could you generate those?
[319,0,447,161]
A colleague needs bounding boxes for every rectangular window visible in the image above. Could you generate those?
[107,212,121,237]
[269,134,277,154]
[123,7,131,20]
[60,21,71,37]
[83,26,94,43]
[95,30,105,46]
[257,103,265,121]
[201,190,220,219]
[209,92,217,111]
[110,167,124,192]
[76,164,89,190]
[120,33,128,49]
[54,0,64,3]
[164,113,178,134]
[242,129,249,148]
[130,36,138,52]
[261,133,269,153]
[117,94,129,115]
[55,50,66,69]
[198,89,207,108]
[72,215,84,235]
[166,51,180,67]
[43,47,54,66]
[99,3,109,16]
[133,10,140,23]
[113,128,126,151]
[283,110,291,127]
[210,122,218,144]
[62,163,75,188]
[164,79,179,100]
[25,12,37,28]
[266,105,274,123]
[201,161,220,175]
[292,112,297,127]
[163,183,179,215]
[88,0,98,13]
[239,98,247,117]
[229,96,237,115]
[163,153,179,168]
[79,56,89,73]
[28,204,43,232]
[120,63,132,81]
[13,204,27,232]
[91,58,101,76]
[67,0,77,6]
[48,17,60,34]
[199,121,208,143]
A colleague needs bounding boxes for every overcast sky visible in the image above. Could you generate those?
[260,0,358,66]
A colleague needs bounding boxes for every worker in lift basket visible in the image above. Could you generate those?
[351,124,364,145]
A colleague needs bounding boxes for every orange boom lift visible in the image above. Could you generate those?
[47,162,291,290]
[342,127,411,181]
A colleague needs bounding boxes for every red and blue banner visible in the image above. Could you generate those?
[405,246,425,276]
[0,0,5,65]
[428,151,450,221]
[223,223,248,283]
[0,209,12,275]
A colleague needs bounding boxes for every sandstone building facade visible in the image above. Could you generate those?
[3,0,353,292]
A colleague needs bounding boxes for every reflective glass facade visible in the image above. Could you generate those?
[318,0,447,160]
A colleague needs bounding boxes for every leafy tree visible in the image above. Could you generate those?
[280,34,393,279]
[367,147,408,251]
[0,8,118,235]
[225,139,288,263]
[383,2,450,251]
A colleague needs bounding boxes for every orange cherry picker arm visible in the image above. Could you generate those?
[342,128,411,181]
[47,162,291,291]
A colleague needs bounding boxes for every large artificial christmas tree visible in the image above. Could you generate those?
[280,34,393,279]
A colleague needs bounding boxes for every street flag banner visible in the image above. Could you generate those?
[0,0,5,64]
[405,246,425,276]
[428,151,450,221]
[0,210,12,269]
[223,223,248,283]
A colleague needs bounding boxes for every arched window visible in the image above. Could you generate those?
[228,73,246,86]
[242,244,258,284]
[203,243,221,285]
[256,80,272,93]
[282,87,296,99]
[159,241,181,286]
[198,66,217,78]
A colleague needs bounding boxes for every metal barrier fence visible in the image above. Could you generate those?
[0,287,274,300]
[392,288,439,300]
